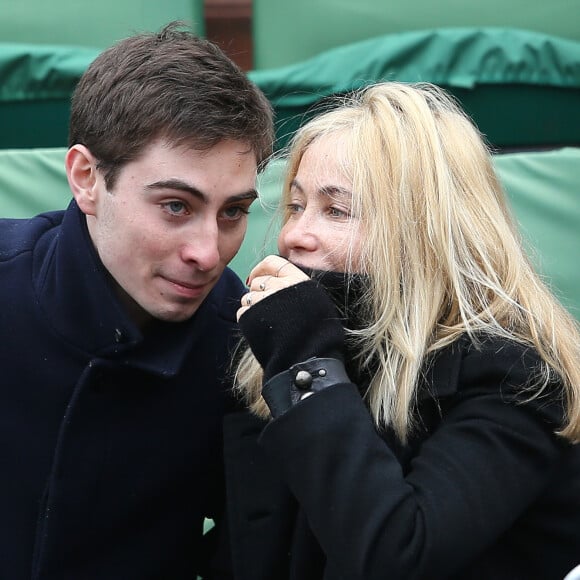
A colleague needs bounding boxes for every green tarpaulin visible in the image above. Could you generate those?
[2,28,580,150]
[252,0,580,69]
[0,44,99,149]
[1,146,578,321]
[0,1,204,49]
[248,27,580,150]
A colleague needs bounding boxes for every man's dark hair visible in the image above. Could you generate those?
[69,21,274,188]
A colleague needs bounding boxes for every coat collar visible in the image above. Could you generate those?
[418,338,465,401]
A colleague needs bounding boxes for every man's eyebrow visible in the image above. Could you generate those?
[146,178,258,203]
[229,190,259,203]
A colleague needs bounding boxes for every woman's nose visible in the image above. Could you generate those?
[279,214,319,253]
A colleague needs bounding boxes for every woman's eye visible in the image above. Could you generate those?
[286,203,304,214]
[329,207,350,218]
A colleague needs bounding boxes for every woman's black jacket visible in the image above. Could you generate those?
[223,336,580,580]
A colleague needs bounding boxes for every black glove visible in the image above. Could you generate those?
[238,279,353,418]
[238,280,345,383]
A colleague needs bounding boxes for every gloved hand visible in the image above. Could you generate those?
[238,256,363,417]
[238,279,345,384]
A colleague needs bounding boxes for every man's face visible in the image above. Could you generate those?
[84,139,258,327]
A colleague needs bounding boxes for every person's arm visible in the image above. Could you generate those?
[238,272,567,579]
[258,350,565,579]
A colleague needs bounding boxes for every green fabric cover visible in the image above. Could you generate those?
[0,0,202,150]
[2,27,580,150]
[252,0,580,70]
[0,1,204,48]
[0,148,73,216]
[0,146,578,322]
[0,44,100,102]
[0,44,100,149]
[495,148,580,319]
[248,28,580,150]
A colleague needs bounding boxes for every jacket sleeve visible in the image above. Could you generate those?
[257,342,568,580]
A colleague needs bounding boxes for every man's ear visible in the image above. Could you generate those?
[65,144,100,216]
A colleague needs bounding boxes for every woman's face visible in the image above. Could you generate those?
[278,133,363,273]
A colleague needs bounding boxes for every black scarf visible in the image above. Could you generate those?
[298,266,375,391]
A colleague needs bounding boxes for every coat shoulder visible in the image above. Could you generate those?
[0,211,63,262]
[424,334,565,431]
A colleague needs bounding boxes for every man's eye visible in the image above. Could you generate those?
[222,206,249,221]
[163,201,188,215]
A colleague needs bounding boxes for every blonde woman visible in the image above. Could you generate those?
[224,82,580,579]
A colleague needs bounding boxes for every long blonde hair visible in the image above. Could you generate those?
[235,81,580,443]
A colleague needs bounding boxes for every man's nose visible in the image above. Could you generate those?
[181,220,221,271]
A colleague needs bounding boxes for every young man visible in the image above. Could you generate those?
[0,22,273,579]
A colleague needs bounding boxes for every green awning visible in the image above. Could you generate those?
[1,146,578,321]
[249,27,580,150]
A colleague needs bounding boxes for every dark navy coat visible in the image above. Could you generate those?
[0,201,244,579]
[224,337,580,580]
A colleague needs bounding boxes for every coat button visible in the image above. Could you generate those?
[294,370,313,389]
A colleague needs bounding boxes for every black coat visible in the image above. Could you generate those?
[223,337,580,580]
[0,201,244,579]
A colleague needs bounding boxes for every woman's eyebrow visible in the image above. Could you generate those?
[289,178,303,193]
[290,179,351,199]
[318,185,352,199]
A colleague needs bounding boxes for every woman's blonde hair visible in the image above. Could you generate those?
[235,81,580,443]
